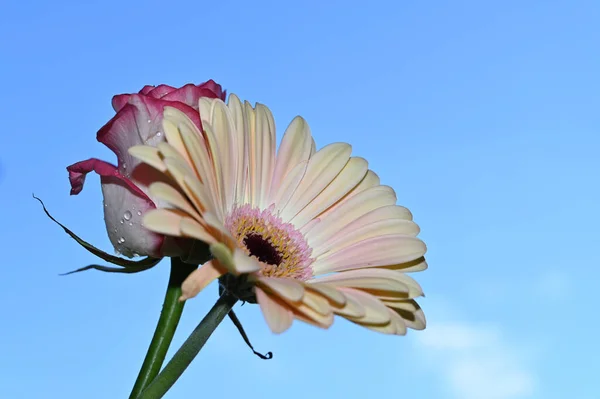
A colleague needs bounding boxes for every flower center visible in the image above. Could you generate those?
[225,204,313,280]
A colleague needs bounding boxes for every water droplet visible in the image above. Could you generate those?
[128,222,133,226]
[122,162,127,170]
[113,227,117,233]
[120,219,124,224]
[132,253,140,257]
[156,131,162,137]
[124,211,132,221]
[137,211,142,216]
[147,119,152,124]
[117,237,125,244]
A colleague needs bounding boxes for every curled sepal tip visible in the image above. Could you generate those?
[33,194,162,271]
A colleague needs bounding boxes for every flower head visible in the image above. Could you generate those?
[66,81,225,258]
[130,95,427,335]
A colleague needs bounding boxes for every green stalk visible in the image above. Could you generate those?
[129,258,197,399]
[138,292,238,399]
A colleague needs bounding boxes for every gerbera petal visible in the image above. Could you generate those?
[306,283,347,306]
[256,277,305,302]
[148,182,200,220]
[380,256,429,273]
[279,143,352,222]
[180,261,227,301]
[179,217,218,245]
[290,156,368,229]
[143,209,185,236]
[128,145,167,173]
[338,288,391,325]
[303,185,399,244]
[256,287,294,334]
[312,235,426,274]
[310,268,423,298]
[314,218,420,259]
[268,116,313,203]
[301,289,333,316]
[210,243,260,274]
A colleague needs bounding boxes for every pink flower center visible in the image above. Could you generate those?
[225,204,313,280]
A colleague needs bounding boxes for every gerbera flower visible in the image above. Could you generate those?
[129,95,427,335]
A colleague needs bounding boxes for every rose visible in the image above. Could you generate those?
[67,81,226,258]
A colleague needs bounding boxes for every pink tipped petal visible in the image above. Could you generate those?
[256,287,294,334]
[312,235,427,274]
[180,261,226,301]
[67,158,162,257]
[98,95,200,181]
[257,277,305,302]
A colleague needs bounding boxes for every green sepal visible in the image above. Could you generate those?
[34,194,162,272]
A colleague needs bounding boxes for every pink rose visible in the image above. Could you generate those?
[67,81,226,258]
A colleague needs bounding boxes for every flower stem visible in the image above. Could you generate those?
[137,292,238,399]
[129,258,197,399]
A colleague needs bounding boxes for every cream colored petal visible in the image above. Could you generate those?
[207,100,239,211]
[245,102,276,208]
[380,257,429,273]
[180,261,226,301]
[338,288,391,325]
[305,283,347,306]
[304,185,398,244]
[210,243,261,275]
[149,182,200,220]
[232,248,262,273]
[385,303,426,331]
[280,143,352,222]
[179,217,218,244]
[183,175,217,216]
[328,289,366,318]
[310,268,423,298]
[306,169,382,226]
[291,302,334,328]
[256,287,294,334]
[272,160,309,212]
[256,277,305,302]
[291,157,368,229]
[226,94,248,205]
[312,235,427,274]
[128,145,167,172]
[301,289,333,316]
[268,116,313,204]
[355,320,397,335]
[313,217,420,259]
[177,120,224,221]
[161,108,193,167]
[143,209,184,236]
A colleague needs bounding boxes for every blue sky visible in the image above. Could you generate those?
[1,0,598,398]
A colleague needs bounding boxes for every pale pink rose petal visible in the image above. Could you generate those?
[67,158,162,258]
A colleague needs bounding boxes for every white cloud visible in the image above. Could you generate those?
[415,319,535,399]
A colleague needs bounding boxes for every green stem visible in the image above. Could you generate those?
[129,258,197,399]
[138,292,238,399]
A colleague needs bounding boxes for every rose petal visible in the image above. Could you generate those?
[67,158,162,257]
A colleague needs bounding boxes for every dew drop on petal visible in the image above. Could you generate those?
[137,211,142,216]
[147,119,152,124]
[124,211,132,221]
[128,222,133,226]
[120,219,124,224]
[156,131,162,137]
[122,162,127,170]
